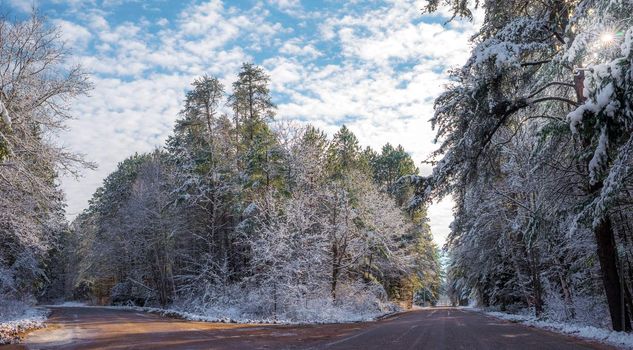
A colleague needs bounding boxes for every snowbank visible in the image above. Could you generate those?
[56,301,88,307]
[0,307,48,345]
[157,283,401,325]
[483,310,633,349]
[82,303,400,325]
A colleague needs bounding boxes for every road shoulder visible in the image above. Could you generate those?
[466,308,633,349]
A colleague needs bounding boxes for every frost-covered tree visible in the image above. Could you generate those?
[0,13,90,311]
[166,75,243,300]
[76,152,179,306]
[420,0,633,331]
[120,153,179,307]
[247,189,330,318]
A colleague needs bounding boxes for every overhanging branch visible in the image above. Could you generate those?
[530,96,579,107]
[528,82,575,99]
[473,94,578,164]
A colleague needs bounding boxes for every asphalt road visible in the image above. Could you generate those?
[1,306,617,350]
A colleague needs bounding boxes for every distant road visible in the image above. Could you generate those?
[1,306,615,350]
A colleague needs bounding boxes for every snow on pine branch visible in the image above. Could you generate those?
[567,27,633,185]
[471,17,551,70]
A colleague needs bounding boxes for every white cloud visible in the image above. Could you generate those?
[427,196,455,247]
[279,39,322,58]
[178,0,230,36]
[319,0,475,67]
[52,19,91,50]
[52,0,96,10]
[267,0,315,19]
[268,0,300,11]
[7,0,34,12]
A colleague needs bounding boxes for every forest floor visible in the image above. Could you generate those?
[0,306,619,349]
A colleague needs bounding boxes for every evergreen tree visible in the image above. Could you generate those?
[229,63,283,194]
[371,144,418,205]
[327,125,362,179]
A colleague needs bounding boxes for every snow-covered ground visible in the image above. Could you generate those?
[50,302,400,325]
[0,306,48,345]
[481,309,633,349]
[149,305,396,325]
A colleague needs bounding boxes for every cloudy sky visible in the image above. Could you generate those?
[6,0,480,246]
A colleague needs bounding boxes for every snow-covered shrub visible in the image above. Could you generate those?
[0,302,47,345]
[170,277,396,323]
[543,290,610,328]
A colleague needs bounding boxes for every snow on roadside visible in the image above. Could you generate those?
[483,310,633,349]
[113,305,395,325]
[111,306,287,325]
[56,301,88,307]
[0,307,48,345]
[57,304,399,325]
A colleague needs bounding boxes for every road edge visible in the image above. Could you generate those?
[40,304,411,327]
[465,308,633,349]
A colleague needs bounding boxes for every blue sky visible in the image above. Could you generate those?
[4,0,481,246]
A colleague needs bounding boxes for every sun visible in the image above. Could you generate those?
[599,31,615,44]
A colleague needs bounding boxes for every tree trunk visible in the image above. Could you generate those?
[595,216,632,331]
[273,283,278,321]
[331,244,339,301]
[528,251,544,317]
[558,271,575,319]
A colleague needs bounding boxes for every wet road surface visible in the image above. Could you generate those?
[1,306,617,349]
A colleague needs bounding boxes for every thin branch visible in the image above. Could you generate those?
[527,82,575,99]
[530,96,579,107]
[521,59,552,67]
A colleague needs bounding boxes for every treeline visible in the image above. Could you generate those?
[418,0,633,331]
[59,64,441,320]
